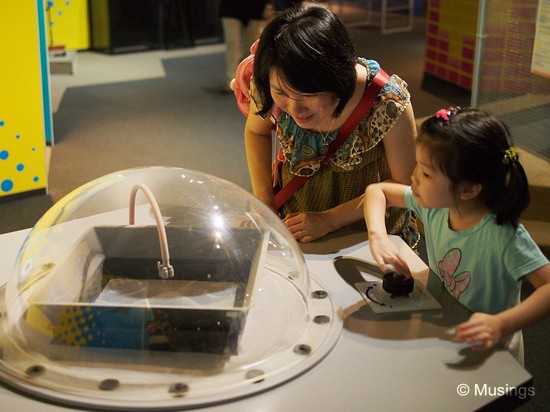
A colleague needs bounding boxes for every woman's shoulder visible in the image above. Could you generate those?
[356,57,380,80]
[357,57,409,97]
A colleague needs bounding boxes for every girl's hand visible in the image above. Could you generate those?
[455,313,505,350]
[282,211,334,243]
[368,234,411,276]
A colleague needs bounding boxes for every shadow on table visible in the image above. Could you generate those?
[333,255,498,369]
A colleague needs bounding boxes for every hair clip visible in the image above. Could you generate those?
[435,106,461,122]
[435,108,450,121]
[502,147,518,165]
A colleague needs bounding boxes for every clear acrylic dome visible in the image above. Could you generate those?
[0,167,341,410]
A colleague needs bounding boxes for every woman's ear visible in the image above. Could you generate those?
[459,182,482,201]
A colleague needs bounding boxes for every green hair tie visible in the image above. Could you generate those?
[502,147,518,165]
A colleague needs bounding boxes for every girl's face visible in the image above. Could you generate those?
[269,69,339,129]
[411,144,455,209]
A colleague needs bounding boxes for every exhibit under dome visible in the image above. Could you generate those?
[0,166,341,410]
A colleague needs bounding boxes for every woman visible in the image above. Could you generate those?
[244,5,417,243]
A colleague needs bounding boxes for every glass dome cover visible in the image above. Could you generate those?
[0,167,341,410]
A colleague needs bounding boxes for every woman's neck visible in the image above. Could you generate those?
[325,63,367,131]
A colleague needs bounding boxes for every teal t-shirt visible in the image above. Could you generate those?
[404,187,549,314]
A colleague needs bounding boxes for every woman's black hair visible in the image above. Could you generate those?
[253,5,357,118]
[418,107,530,229]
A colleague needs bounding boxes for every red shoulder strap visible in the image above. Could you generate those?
[274,69,390,210]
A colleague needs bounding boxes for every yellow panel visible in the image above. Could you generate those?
[47,0,90,50]
[0,2,48,196]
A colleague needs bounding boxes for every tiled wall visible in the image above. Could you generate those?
[480,0,549,94]
[424,0,479,90]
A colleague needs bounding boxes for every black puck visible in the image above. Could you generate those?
[382,271,414,297]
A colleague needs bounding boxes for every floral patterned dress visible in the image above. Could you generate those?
[275,58,414,235]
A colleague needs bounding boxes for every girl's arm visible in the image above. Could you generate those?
[363,182,410,275]
[282,181,408,243]
[244,98,278,212]
[456,263,550,350]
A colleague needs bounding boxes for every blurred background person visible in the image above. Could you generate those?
[216,0,272,93]
[273,0,303,13]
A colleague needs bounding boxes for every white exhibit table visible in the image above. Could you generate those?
[0,229,532,411]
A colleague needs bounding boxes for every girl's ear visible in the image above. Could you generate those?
[459,182,482,201]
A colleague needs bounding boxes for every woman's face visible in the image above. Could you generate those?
[269,69,339,129]
[410,144,455,209]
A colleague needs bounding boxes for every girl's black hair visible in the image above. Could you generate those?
[253,5,357,118]
[419,107,530,229]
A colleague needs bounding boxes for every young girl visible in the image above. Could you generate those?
[363,107,550,363]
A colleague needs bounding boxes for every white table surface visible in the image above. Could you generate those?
[0,229,532,411]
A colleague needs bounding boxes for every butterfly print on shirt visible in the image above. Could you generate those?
[438,248,471,299]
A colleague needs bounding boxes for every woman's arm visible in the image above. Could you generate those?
[301,180,409,237]
[244,98,278,212]
[456,263,550,350]
[283,195,366,242]
[382,103,417,184]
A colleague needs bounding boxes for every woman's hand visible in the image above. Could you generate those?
[282,211,335,243]
[455,313,504,350]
